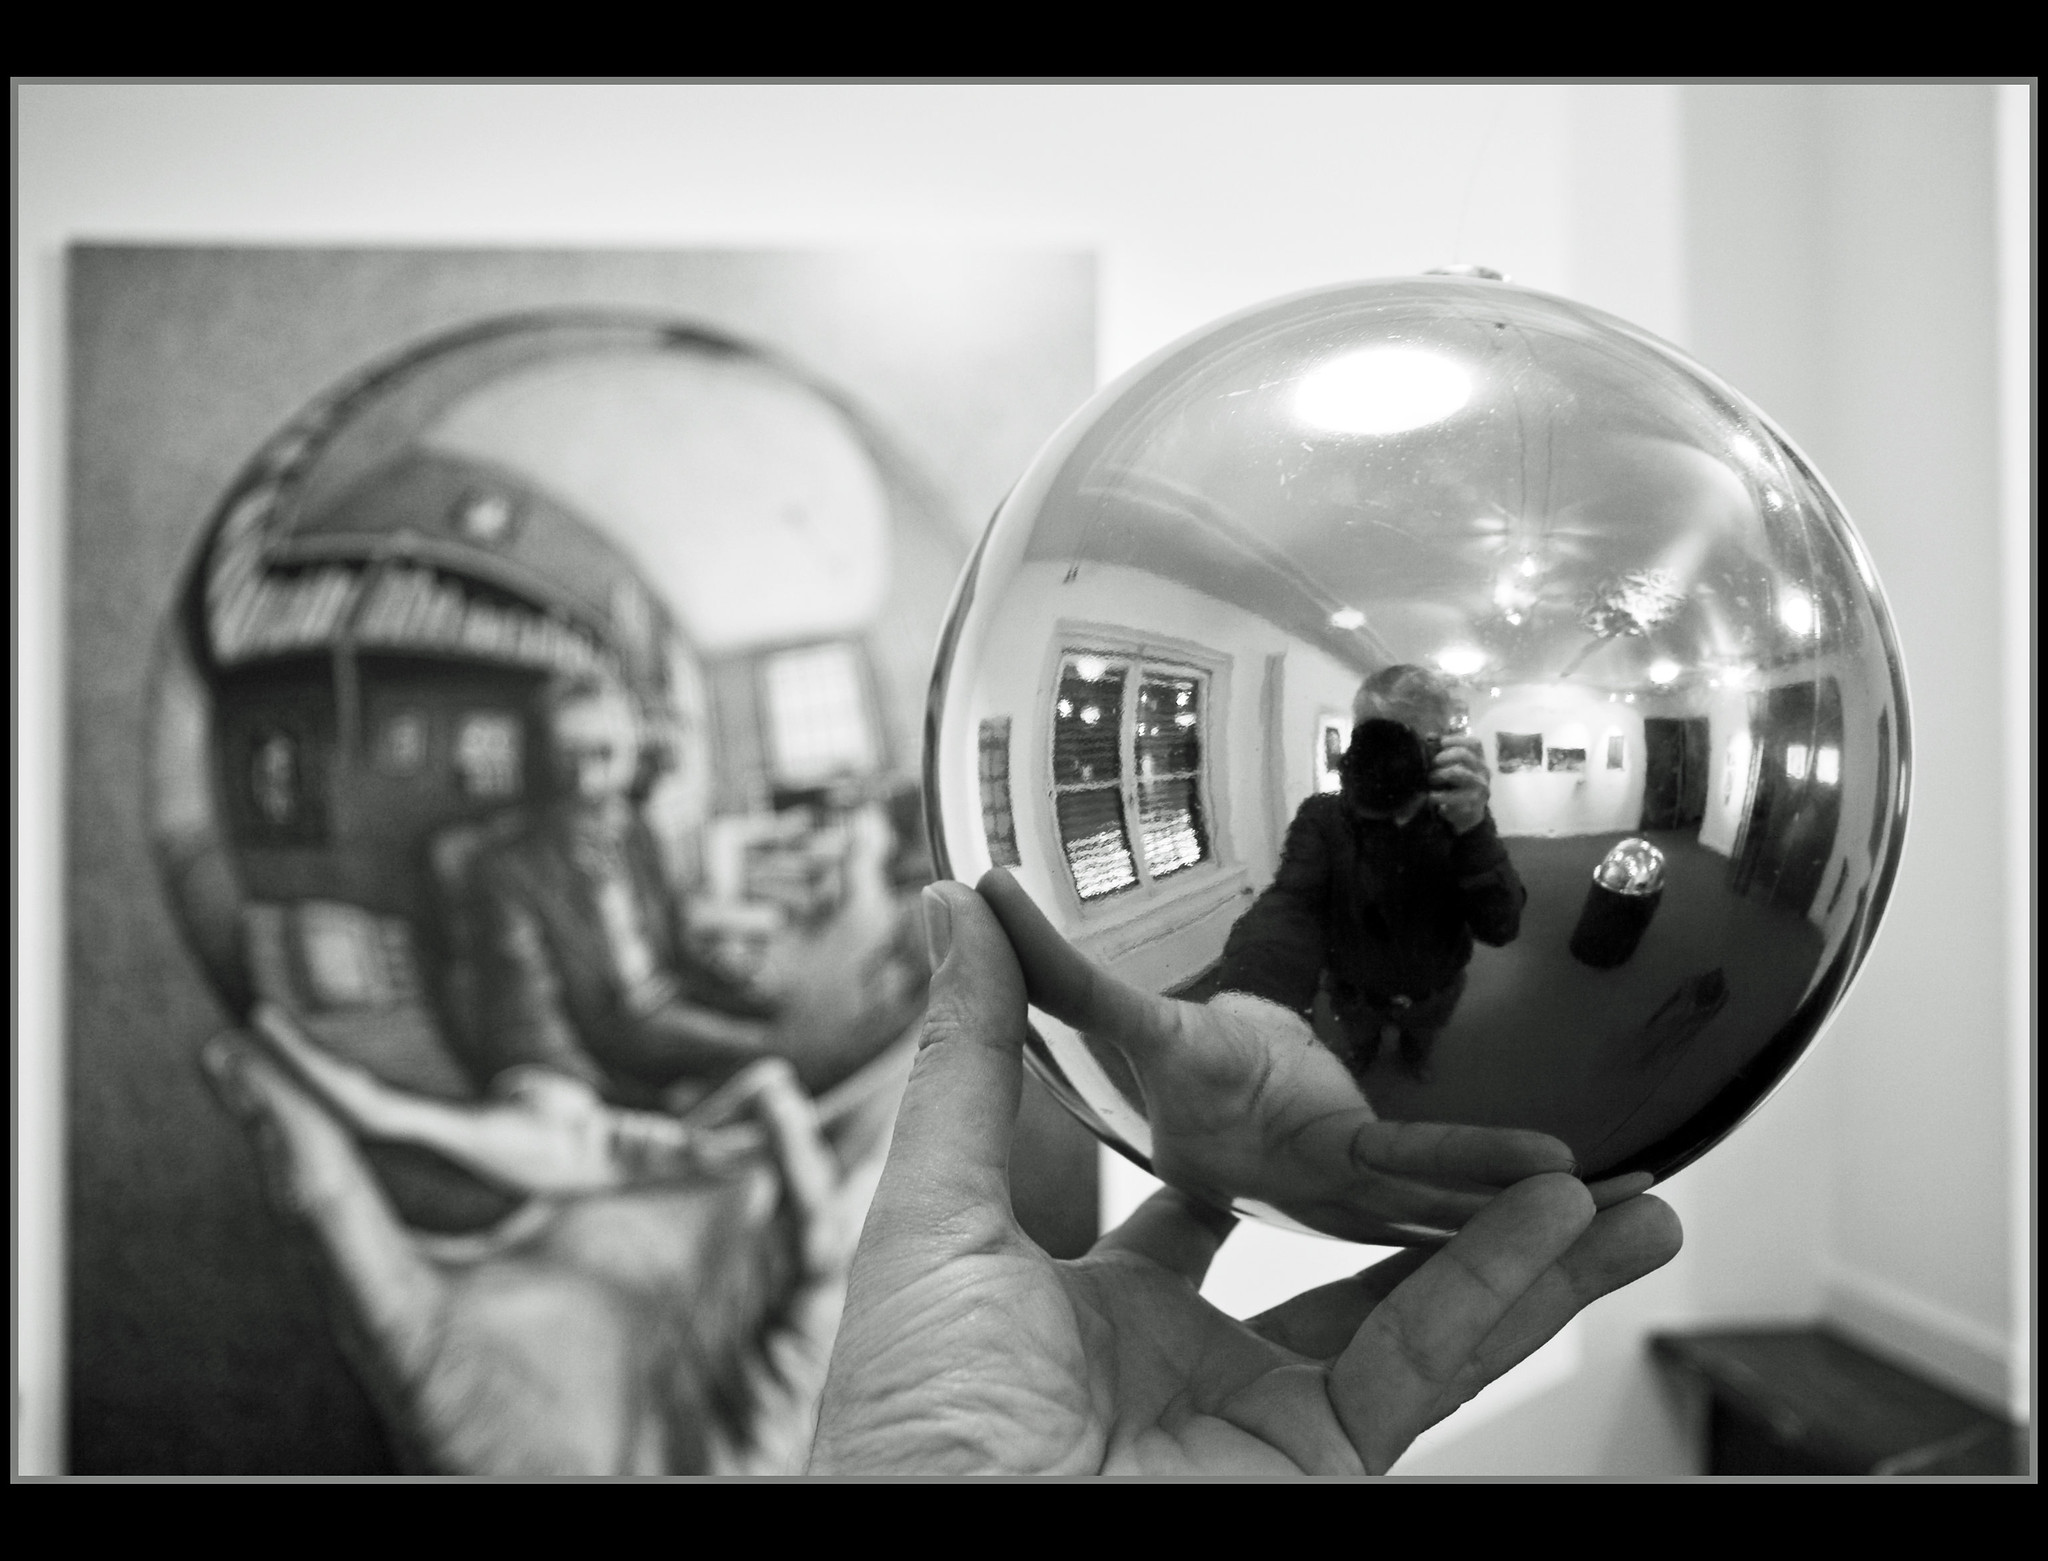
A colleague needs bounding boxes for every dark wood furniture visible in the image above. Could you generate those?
[1650,1326,2028,1476]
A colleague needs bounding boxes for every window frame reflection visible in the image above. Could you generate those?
[1042,625,1234,922]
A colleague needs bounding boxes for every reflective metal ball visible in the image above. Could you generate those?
[927,275,1908,1239]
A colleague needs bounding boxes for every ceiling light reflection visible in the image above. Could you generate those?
[1296,347,1471,436]
[1779,590,1816,637]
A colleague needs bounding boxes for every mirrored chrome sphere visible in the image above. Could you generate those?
[927,276,1909,1238]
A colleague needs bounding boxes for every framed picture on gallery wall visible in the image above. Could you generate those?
[1317,712,1350,793]
[1497,731,1543,773]
[1547,747,1589,773]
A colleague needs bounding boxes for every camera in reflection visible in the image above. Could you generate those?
[1345,722,1436,815]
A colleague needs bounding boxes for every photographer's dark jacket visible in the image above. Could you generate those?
[1215,793,1525,1023]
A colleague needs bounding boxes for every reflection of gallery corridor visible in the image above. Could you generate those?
[1353,831,1825,1171]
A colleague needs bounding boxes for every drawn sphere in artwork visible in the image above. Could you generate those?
[147,315,959,1223]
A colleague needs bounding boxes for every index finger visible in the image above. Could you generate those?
[1337,1117,1577,1188]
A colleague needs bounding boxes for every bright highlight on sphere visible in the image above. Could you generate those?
[1648,659,1682,685]
[1779,590,1817,637]
[1435,646,1487,677]
[1295,346,1471,435]
[1329,608,1367,630]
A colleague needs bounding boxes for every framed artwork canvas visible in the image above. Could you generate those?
[65,245,1097,1473]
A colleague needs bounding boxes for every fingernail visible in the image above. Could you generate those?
[921,884,954,971]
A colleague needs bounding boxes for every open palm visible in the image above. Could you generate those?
[979,870,1642,1244]
[810,881,1681,1475]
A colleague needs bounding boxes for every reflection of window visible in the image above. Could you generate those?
[763,641,877,787]
[1605,732,1627,770]
[978,717,1022,867]
[251,732,302,825]
[455,711,522,799]
[1052,653,1211,902]
[1497,732,1542,773]
[375,710,430,775]
[226,679,333,844]
[294,901,417,1009]
[1546,747,1587,773]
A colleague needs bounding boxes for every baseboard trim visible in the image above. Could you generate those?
[1823,1264,2017,1418]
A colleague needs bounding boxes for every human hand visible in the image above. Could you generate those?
[203,1011,897,1474]
[808,880,1682,1475]
[1429,734,1492,834]
[979,870,1641,1243]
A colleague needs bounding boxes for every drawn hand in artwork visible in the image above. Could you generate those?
[978,870,1649,1243]
[203,1005,908,1474]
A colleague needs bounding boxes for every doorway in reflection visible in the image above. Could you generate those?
[1732,678,1845,917]
[1641,717,1709,831]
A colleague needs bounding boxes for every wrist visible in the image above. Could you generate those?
[1447,808,1496,843]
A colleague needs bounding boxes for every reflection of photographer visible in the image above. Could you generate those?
[1217,664,1525,1080]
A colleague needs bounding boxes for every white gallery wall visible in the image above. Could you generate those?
[16,82,2030,1475]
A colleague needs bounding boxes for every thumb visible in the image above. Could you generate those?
[865,880,1029,1234]
[976,867,1183,1069]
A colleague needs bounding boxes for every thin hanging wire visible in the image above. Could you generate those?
[1449,92,1511,267]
